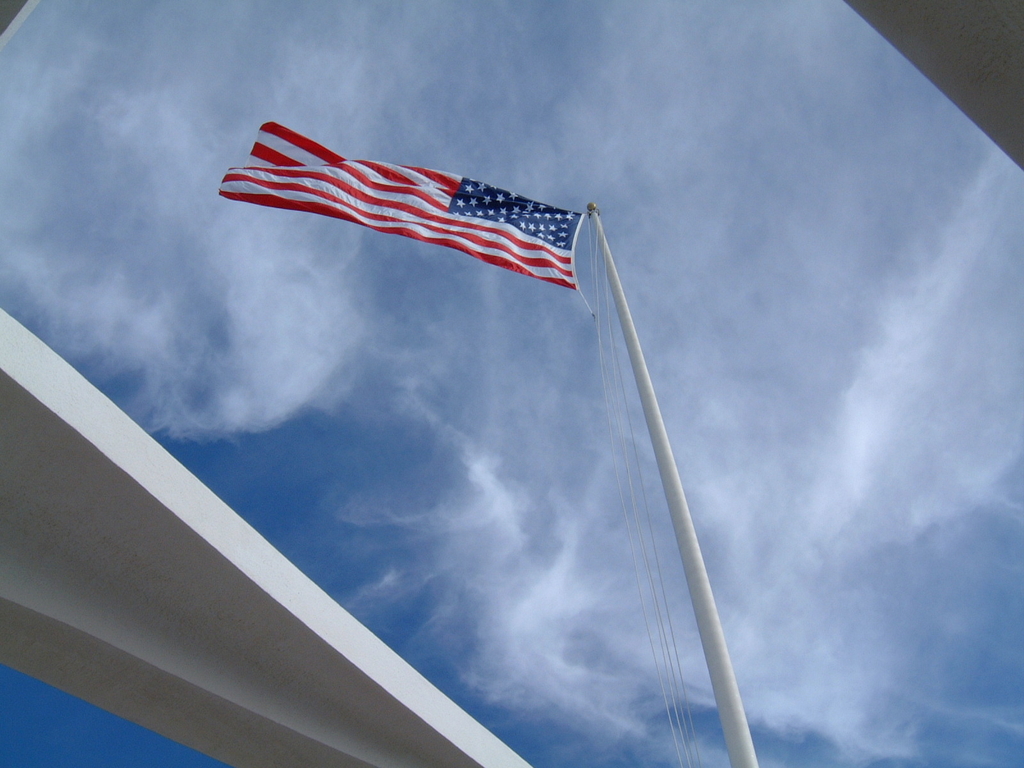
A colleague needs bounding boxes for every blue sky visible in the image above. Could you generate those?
[1,2,1021,767]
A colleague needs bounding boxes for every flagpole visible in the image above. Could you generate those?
[588,205,759,768]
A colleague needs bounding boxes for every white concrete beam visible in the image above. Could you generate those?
[0,306,532,768]
[845,0,1024,171]
[0,0,40,54]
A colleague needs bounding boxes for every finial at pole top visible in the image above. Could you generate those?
[587,202,598,212]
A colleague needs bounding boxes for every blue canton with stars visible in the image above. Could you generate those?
[448,178,582,250]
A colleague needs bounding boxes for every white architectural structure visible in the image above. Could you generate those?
[0,307,531,768]
[845,0,1024,170]
[0,0,40,54]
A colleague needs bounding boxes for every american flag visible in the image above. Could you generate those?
[219,123,583,289]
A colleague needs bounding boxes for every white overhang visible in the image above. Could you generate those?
[0,306,532,768]
[845,0,1024,171]
[0,0,40,54]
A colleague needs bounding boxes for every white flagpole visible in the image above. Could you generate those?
[588,205,759,768]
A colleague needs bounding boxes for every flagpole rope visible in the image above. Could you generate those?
[613,310,704,768]
[587,214,702,768]
[576,271,597,317]
[604,272,699,768]
[607,282,703,765]
[592,225,686,768]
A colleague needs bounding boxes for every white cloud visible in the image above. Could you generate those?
[434,447,655,735]
[697,149,1023,759]
[811,151,1022,546]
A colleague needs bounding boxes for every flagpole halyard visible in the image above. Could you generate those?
[588,205,759,768]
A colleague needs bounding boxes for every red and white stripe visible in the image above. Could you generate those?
[220,123,579,289]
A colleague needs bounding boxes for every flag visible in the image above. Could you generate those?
[220,123,583,289]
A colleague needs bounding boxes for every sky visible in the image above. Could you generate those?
[0,2,1021,768]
